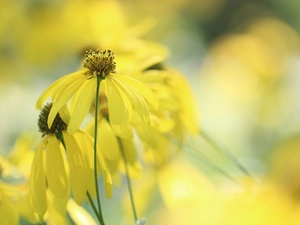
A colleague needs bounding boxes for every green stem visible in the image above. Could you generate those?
[117,137,138,223]
[93,77,105,225]
[86,191,101,219]
[55,131,65,148]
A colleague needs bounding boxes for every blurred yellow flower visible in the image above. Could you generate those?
[221,180,300,225]
[136,68,199,165]
[0,135,39,224]
[0,183,21,225]
[122,157,220,225]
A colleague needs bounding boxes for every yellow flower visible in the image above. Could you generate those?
[0,183,20,225]
[0,166,18,225]
[0,136,40,224]
[36,49,158,136]
[30,103,112,220]
[85,91,143,179]
[133,67,199,165]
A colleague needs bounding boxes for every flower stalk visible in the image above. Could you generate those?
[93,76,105,225]
[117,137,138,223]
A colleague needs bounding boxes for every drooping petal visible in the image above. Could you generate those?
[175,74,199,134]
[97,147,113,198]
[76,129,113,199]
[29,137,47,218]
[119,160,142,179]
[46,135,68,198]
[120,138,137,165]
[73,130,96,199]
[52,70,88,102]
[114,74,159,110]
[68,78,96,134]
[112,76,150,124]
[63,131,88,205]
[105,78,132,135]
[36,73,75,110]
[47,75,87,128]
[46,189,69,225]
[119,138,142,179]
[97,118,120,161]
[59,104,71,124]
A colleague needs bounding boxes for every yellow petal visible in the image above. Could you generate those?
[73,130,96,199]
[52,70,88,102]
[115,74,159,110]
[46,189,69,225]
[120,138,137,165]
[119,160,142,179]
[29,138,47,218]
[112,76,150,124]
[59,104,71,124]
[76,129,113,199]
[175,74,199,134]
[0,189,19,225]
[118,138,142,179]
[36,73,74,110]
[46,135,68,198]
[105,78,132,135]
[63,132,88,205]
[98,118,120,161]
[115,125,134,139]
[47,75,87,128]
[97,148,113,198]
[67,199,97,225]
[68,78,96,134]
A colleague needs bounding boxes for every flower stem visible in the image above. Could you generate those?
[93,77,105,225]
[117,137,138,223]
[86,191,101,219]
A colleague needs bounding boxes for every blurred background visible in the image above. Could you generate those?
[1,0,300,224]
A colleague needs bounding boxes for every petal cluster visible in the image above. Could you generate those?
[29,130,112,219]
[36,50,158,136]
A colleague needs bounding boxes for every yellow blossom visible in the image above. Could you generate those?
[84,96,143,183]
[29,102,112,220]
[36,49,158,136]
[133,67,199,165]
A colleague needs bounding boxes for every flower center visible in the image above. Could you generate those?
[83,49,116,77]
[38,103,67,137]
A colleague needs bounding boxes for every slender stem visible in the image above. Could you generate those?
[86,191,101,219]
[200,130,255,179]
[117,137,138,223]
[93,77,105,225]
